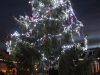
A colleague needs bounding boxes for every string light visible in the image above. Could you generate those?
[5,0,87,67]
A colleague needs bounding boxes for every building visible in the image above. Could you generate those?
[0,49,17,74]
[88,47,100,73]
[0,49,9,73]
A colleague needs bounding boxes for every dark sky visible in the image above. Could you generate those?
[0,0,100,50]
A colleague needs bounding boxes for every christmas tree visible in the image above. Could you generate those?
[5,0,91,75]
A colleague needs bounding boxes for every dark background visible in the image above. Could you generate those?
[0,0,100,50]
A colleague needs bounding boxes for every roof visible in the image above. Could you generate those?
[0,49,9,60]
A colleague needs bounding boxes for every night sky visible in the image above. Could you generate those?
[0,0,100,50]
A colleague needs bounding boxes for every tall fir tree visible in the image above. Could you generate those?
[5,0,94,75]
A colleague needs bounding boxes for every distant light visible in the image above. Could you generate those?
[97,57,100,59]
[36,68,38,71]
[79,58,84,61]
[0,59,3,60]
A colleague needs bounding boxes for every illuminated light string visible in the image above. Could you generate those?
[14,0,82,31]
[6,0,87,55]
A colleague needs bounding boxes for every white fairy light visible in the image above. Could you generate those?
[29,29,33,34]
[52,0,64,7]
[80,36,88,51]
[19,15,24,20]
[62,44,74,50]
[41,53,45,61]
[25,15,29,20]
[63,27,68,33]
[39,2,44,7]
[28,0,34,4]
[63,25,71,33]
[28,1,31,4]
[44,57,47,60]
[57,33,62,36]
[26,32,30,37]
[84,36,88,51]
[11,31,20,37]
[6,40,12,55]
[10,40,11,46]
[24,21,29,29]
[60,0,64,4]
[57,57,59,60]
